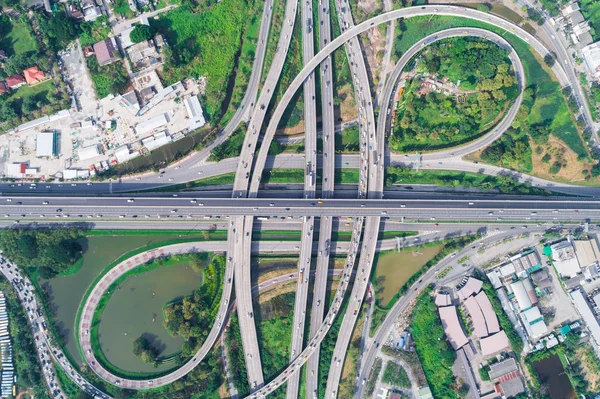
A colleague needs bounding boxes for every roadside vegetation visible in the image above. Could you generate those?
[225,314,249,396]
[392,37,518,151]
[208,124,245,161]
[385,166,552,195]
[410,288,457,398]
[255,291,295,391]
[335,125,360,153]
[0,278,51,399]
[393,16,596,184]
[152,0,262,123]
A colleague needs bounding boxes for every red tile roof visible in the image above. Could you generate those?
[5,74,25,89]
[23,66,46,85]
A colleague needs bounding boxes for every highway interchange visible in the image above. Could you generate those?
[3,3,600,399]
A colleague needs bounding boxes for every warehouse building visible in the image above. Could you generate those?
[36,131,58,157]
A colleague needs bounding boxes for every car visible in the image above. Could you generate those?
[43,201,49,205]
[5,199,11,202]
[127,199,134,203]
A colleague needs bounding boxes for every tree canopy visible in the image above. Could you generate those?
[130,24,153,44]
[0,228,85,277]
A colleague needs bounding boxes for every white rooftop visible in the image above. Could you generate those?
[36,132,56,157]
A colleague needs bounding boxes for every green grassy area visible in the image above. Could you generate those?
[225,313,249,396]
[79,16,111,47]
[86,57,129,99]
[335,125,360,153]
[260,0,286,86]
[208,124,245,161]
[222,0,264,122]
[385,166,552,195]
[152,1,261,122]
[255,292,295,385]
[272,10,304,131]
[4,79,55,105]
[54,360,85,397]
[394,16,586,163]
[410,288,458,398]
[382,361,411,387]
[0,16,38,56]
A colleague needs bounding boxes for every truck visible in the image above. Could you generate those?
[299,268,304,280]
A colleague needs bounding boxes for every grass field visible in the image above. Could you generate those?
[335,125,360,153]
[153,1,260,122]
[0,17,38,57]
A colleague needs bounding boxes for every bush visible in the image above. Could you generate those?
[130,24,153,44]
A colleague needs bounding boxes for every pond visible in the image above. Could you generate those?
[533,353,576,399]
[40,233,210,364]
[375,244,444,307]
[98,262,204,373]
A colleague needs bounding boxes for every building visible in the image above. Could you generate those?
[141,131,172,151]
[479,331,510,356]
[574,238,600,268]
[464,296,488,338]
[114,145,140,164]
[5,74,25,90]
[184,95,207,130]
[84,45,95,57]
[69,4,84,19]
[582,41,600,79]
[4,163,37,179]
[127,40,159,66]
[551,240,581,277]
[572,22,594,47]
[562,2,580,17]
[520,306,548,339]
[418,387,433,399]
[457,277,483,300]
[435,292,452,307]
[82,0,101,21]
[118,90,140,113]
[510,249,541,275]
[488,358,519,381]
[496,371,526,398]
[510,279,537,311]
[36,131,58,157]
[23,66,47,86]
[135,113,168,136]
[475,291,500,334]
[438,306,469,350]
[94,38,118,66]
[571,289,600,347]
[78,144,100,161]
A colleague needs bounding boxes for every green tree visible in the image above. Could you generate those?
[130,24,153,44]
[477,4,491,12]
[544,53,556,67]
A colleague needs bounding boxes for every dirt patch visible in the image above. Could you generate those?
[339,84,359,122]
[531,137,598,184]
[218,382,229,398]
[361,26,386,90]
[277,118,306,135]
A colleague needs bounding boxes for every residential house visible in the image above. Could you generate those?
[69,4,84,19]
[82,0,101,22]
[23,66,48,86]
[94,38,118,66]
[5,74,25,90]
[127,40,160,69]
